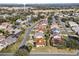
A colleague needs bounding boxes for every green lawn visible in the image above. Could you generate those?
[31,46,76,54]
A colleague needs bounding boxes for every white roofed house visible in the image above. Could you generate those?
[16,19,27,25]
[68,21,78,27]
[74,13,79,16]
[16,19,27,28]
[72,26,79,35]
[16,19,22,24]
[32,14,38,18]
[26,15,32,21]
[68,21,79,35]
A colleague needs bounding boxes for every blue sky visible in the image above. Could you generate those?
[0,0,79,4]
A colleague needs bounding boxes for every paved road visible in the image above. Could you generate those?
[52,16,56,23]
[19,20,43,48]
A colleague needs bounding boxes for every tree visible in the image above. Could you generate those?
[64,37,79,49]
[0,18,7,23]
[48,16,52,25]
[3,30,10,38]
[15,45,32,56]
[0,29,4,34]
[44,25,50,46]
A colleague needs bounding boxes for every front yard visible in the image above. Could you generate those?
[30,46,77,55]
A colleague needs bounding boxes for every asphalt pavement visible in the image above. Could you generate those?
[19,19,43,48]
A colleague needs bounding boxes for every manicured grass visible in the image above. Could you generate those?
[31,46,76,54]
[0,33,24,53]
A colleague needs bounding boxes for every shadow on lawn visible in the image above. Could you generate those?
[14,45,32,56]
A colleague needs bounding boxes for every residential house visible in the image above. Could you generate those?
[34,32,46,47]
[51,23,59,29]
[52,34,62,45]
[16,19,22,24]
[41,19,48,26]
[50,22,63,45]
[0,22,13,34]
[51,28,60,34]
[0,35,5,42]
[26,15,32,21]
[72,26,79,35]
[68,21,78,27]
[35,38,46,47]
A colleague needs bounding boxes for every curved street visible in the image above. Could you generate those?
[19,19,43,48]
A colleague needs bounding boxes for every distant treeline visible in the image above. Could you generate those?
[0,3,79,8]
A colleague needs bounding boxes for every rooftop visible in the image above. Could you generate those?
[68,21,78,27]
[34,32,44,39]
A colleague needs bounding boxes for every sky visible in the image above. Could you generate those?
[0,0,79,4]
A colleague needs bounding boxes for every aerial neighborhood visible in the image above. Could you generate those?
[0,4,79,56]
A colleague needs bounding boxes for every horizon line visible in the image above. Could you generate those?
[0,3,79,4]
